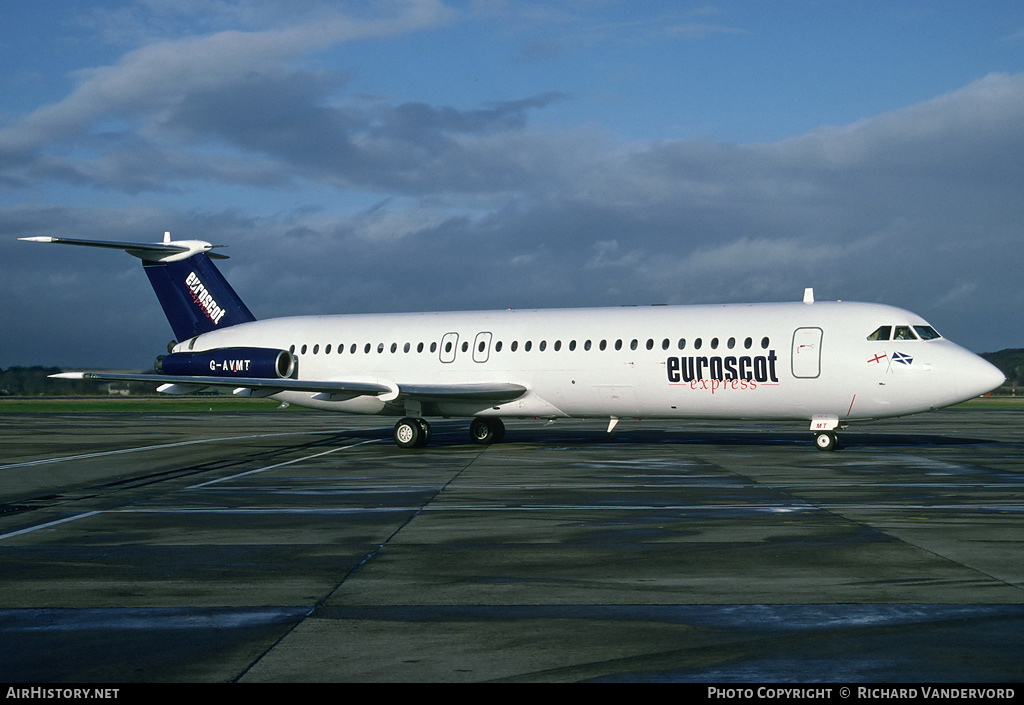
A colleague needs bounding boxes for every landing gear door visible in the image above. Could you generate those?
[792,327,823,379]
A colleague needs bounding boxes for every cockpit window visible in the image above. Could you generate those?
[914,325,941,340]
[893,326,917,340]
[867,326,891,341]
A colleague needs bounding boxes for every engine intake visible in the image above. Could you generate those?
[156,347,295,379]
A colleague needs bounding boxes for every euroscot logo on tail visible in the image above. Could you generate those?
[185,271,226,325]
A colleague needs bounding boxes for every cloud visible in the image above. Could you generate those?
[3,3,1024,367]
[0,1,454,187]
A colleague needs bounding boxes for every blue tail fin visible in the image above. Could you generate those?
[20,233,256,342]
[144,253,256,341]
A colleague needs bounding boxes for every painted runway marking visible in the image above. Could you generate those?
[188,439,381,489]
[0,512,100,540]
[0,428,365,471]
[0,438,381,541]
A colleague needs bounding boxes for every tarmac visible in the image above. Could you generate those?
[1,406,1023,682]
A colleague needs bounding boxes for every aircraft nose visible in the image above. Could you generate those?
[961,354,1005,399]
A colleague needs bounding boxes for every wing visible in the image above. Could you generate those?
[51,372,527,406]
[51,372,392,399]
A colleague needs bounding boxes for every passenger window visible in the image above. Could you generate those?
[893,326,917,340]
[867,326,891,341]
[914,326,941,340]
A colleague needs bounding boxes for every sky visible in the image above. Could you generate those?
[2,0,1023,369]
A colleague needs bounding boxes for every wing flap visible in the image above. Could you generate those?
[398,383,527,404]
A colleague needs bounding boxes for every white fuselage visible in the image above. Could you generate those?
[174,300,1004,424]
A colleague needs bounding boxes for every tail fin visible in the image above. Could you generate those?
[21,232,256,342]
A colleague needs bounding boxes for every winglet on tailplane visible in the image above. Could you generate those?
[20,232,256,341]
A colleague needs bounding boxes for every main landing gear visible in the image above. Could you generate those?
[393,417,432,448]
[392,417,505,448]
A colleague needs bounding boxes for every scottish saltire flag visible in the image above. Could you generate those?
[892,352,913,365]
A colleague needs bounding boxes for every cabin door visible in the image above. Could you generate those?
[791,327,823,379]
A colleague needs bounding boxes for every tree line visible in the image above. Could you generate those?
[981,349,1024,392]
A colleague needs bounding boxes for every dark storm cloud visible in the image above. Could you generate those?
[160,67,565,193]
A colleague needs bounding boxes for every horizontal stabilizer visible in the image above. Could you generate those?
[20,235,228,261]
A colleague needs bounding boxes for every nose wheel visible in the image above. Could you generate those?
[814,431,838,451]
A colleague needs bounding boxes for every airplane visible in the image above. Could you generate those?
[21,233,1005,451]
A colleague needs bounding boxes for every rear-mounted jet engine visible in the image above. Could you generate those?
[156,347,295,379]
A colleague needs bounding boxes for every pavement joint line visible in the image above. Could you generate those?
[231,443,491,682]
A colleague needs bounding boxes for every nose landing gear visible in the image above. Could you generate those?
[814,431,839,451]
